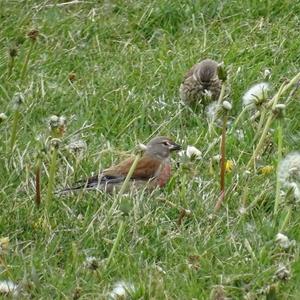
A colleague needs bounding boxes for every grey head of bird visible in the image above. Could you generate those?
[193,59,219,88]
[143,136,181,160]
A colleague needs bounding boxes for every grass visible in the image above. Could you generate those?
[1,0,300,298]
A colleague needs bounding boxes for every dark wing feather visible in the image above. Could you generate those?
[57,174,125,193]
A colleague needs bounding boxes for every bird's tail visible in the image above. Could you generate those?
[55,174,125,195]
[55,183,88,195]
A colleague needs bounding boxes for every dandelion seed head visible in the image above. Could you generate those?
[58,115,66,127]
[0,280,19,296]
[49,138,60,149]
[49,115,66,129]
[49,115,59,128]
[155,265,166,274]
[177,150,185,157]
[235,129,245,141]
[67,138,87,157]
[12,92,24,109]
[263,69,271,79]
[0,113,8,122]
[153,96,168,111]
[84,256,99,270]
[48,115,67,137]
[278,152,300,200]
[242,82,271,108]
[186,145,202,159]
[275,233,291,249]
[239,206,247,215]
[108,281,135,300]
[203,89,212,99]
[275,263,290,281]
[222,100,232,111]
[210,285,226,300]
[212,154,221,161]
[184,209,192,216]
[205,101,220,122]
[273,103,286,118]
[77,213,84,221]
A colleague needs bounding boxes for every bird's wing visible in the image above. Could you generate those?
[85,173,125,187]
[57,173,125,193]
[57,155,162,194]
[182,63,199,81]
[104,155,162,181]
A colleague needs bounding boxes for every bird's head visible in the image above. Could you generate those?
[193,59,218,85]
[142,136,181,160]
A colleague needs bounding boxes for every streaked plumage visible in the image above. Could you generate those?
[59,136,181,194]
[180,59,222,108]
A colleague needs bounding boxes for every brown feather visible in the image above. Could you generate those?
[57,136,180,194]
[103,154,162,180]
[182,64,198,81]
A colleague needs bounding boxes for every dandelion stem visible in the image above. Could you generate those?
[268,72,300,108]
[253,107,267,143]
[177,209,186,226]
[230,105,248,133]
[9,110,20,152]
[279,207,292,232]
[106,219,125,269]
[209,82,226,136]
[217,82,226,106]
[35,158,41,207]
[274,120,283,215]
[246,114,274,169]
[246,73,300,170]
[107,152,141,218]
[7,56,15,79]
[241,184,249,208]
[214,113,227,213]
[0,257,13,278]
[245,188,266,212]
[46,146,58,206]
[20,40,35,81]
[246,81,286,169]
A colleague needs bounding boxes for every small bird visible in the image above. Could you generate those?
[179,59,222,109]
[59,136,181,194]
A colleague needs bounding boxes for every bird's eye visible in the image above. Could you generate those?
[162,141,170,146]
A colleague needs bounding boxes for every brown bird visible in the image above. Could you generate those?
[179,59,222,109]
[59,136,181,194]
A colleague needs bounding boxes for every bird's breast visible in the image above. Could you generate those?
[156,163,171,187]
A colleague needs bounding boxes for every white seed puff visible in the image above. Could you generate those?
[242,82,271,108]
[278,152,300,201]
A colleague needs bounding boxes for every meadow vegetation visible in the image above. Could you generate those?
[1,0,300,298]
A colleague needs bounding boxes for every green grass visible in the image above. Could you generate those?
[1,0,300,298]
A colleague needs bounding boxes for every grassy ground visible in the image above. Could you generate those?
[1,0,300,299]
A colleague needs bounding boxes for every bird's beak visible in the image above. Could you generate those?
[169,142,182,151]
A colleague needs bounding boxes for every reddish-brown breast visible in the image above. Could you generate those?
[156,163,172,187]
